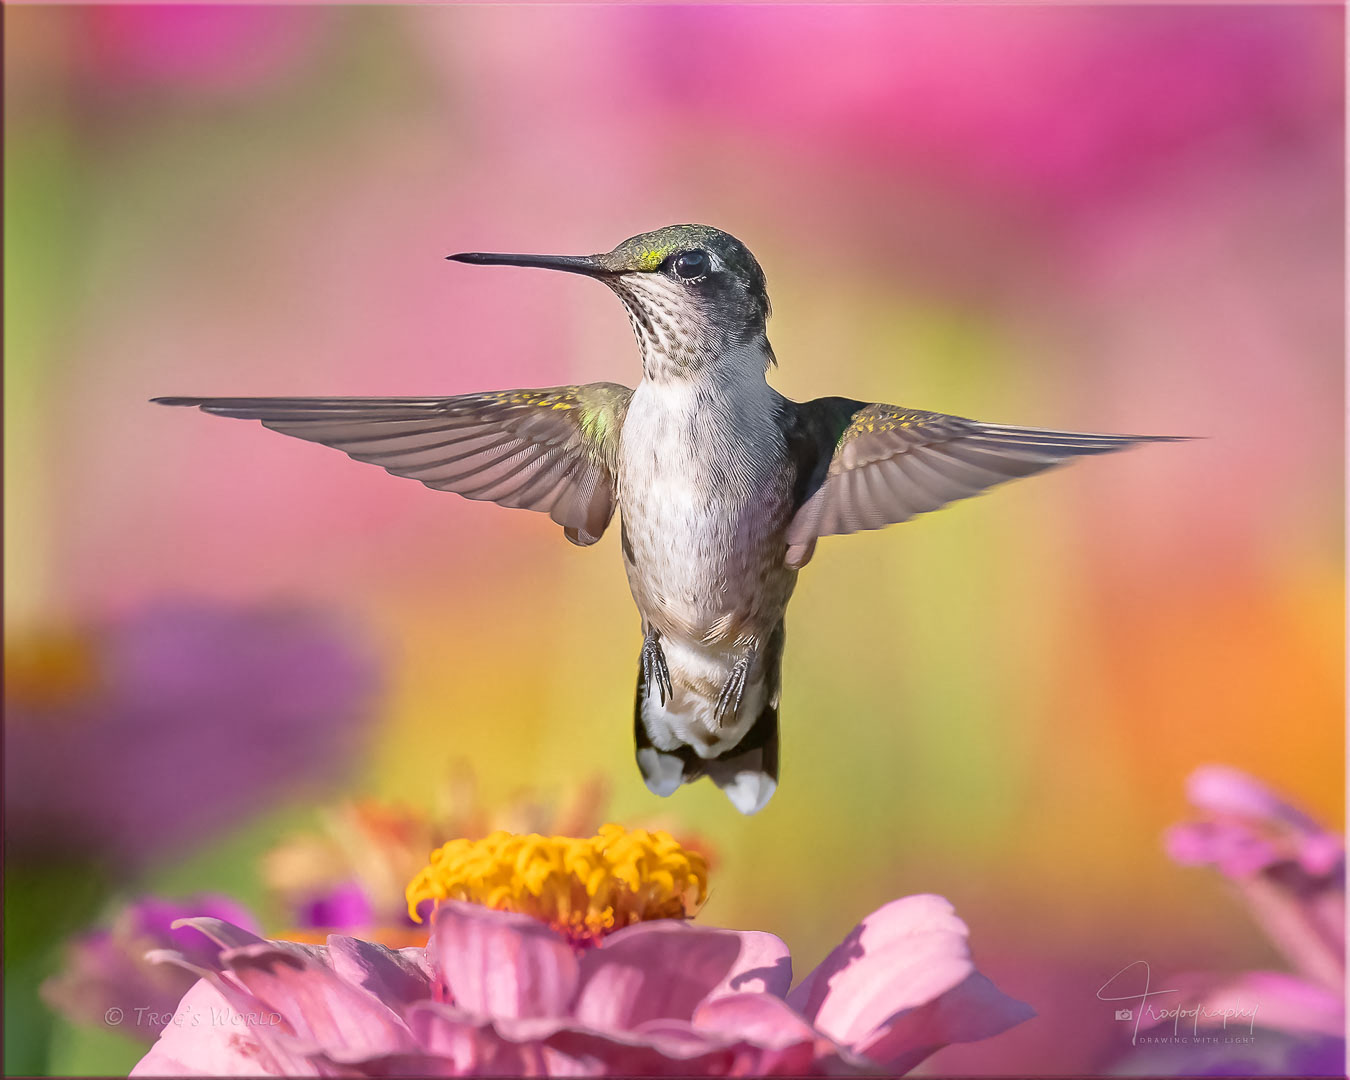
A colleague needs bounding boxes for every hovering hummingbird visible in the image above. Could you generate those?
[156,224,1182,815]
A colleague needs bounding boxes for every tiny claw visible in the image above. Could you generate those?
[714,652,754,728]
[641,632,673,706]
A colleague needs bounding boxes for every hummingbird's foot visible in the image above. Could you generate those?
[641,631,673,706]
[714,650,756,728]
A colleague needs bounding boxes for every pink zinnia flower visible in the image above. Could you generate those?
[1165,765,1345,1004]
[41,895,261,1044]
[133,826,1032,1075]
[1125,766,1348,1074]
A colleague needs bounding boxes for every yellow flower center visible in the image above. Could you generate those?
[405,824,708,946]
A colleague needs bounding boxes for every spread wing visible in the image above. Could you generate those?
[784,397,1185,568]
[154,384,632,545]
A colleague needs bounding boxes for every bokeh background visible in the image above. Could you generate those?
[5,4,1344,1076]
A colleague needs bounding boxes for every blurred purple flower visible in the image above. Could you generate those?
[130,895,1032,1076]
[1122,766,1347,1075]
[41,895,261,1043]
[295,880,375,935]
[77,6,327,99]
[5,604,380,870]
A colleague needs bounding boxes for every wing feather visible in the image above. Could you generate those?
[154,386,632,545]
[784,397,1184,566]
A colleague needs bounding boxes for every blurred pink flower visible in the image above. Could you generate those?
[41,895,261,1044]
[1167,765,1345,884]
[131,895,1032,1076]
[1164,764,1344,999]
[1121,766,1347,1075]
[5,604,380,871]
[636,6,1340,214]
[77,6,327,99]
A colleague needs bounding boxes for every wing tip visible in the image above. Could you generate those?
[982,422,1198,444]
[151,396,207,407]
[1096,433,1199,447]
[970,426,1200,456]
[1111,433,1201,448]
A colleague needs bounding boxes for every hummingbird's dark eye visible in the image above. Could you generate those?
[671,250,711,281]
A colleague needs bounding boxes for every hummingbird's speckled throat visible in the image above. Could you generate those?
[155,223,1186,814]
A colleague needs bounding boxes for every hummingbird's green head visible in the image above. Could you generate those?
[450,225,773,378]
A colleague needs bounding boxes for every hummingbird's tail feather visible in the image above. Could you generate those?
[632,622,783,815]
[633,668,691,798]
[702,703,779,815]
[632,736,687,799]
[631,689,780,814]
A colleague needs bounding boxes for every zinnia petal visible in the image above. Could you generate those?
[143,947,345,1074]
[788,894,971,1037]
[572,920,744,1029]
[857,970,1037,1073]
[427,901,579,1019]
[406,1002,541,1074]
[144,948,298,1056]
[706,929,793,999]
[326,935,432,1020]
[1187,765,1324,833]
[219,942,417,1060]
[1167,766,1345,997]
[130,980,290,1077]
[131,878,1030,1075]
[692,991,825,1049]
[787,894,1033,1069]
[41,896,261,1043]
[1164,820,1283,877]
[169,915,268,956]
[536,1023,733,1075]
[1181,766,1345,881]
[646,1006,854,1076]
[1138,969,1345,1039]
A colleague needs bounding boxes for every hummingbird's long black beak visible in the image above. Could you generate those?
[446,252,609,277]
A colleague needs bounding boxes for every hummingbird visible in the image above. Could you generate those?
[155,224,1182,815]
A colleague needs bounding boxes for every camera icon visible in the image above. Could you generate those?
[1114,1009,1133,1021]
